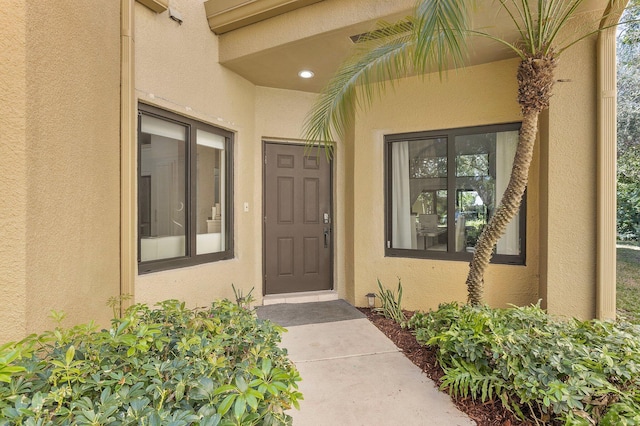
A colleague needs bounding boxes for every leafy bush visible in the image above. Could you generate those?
[618,148,640,241]
[409,303,640,425]
[0,299,302,425]
[374,279,406,324]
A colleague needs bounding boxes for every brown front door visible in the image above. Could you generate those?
[264,143,333,294]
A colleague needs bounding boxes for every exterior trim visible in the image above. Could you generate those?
[596,0,628,320]
[205,0,324,34]
[121,0,136,314]
[136,0,168,13]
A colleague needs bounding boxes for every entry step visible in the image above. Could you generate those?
[262,290,338,305]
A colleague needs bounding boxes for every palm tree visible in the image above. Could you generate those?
[304,0,625,306]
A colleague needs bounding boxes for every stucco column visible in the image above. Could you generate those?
[121,0,136,312]
[596,0,627,320]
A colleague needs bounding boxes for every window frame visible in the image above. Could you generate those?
[384,122,526,265]
[137,103,234,274]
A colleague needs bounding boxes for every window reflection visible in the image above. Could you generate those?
[196,129,226,255]
[387,125,522,260]
[139,114,187,262]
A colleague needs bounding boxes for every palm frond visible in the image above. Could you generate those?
[413,0,474,75]
[304,0,617,154]
[497,0,588,56]
[540,0,585,54]
[302,20,415,149]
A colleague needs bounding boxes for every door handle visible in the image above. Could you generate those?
[324,227,330,248]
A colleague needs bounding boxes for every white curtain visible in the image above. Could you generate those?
[495,131,519,255]
[392,142,414,249]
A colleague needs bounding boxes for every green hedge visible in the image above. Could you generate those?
[409,303,640,425]
[0,300,302,425]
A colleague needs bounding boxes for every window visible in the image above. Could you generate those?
[385,123,525,264]
[138,104,233,273]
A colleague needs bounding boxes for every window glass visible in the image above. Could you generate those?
[196,129,226,255]
[139,114,187,262]
[386,124,524,263]
[138,104,233,273]
[392,138,448,251]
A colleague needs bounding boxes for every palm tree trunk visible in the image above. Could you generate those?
[465,52,556,306]
[465,111,538,304]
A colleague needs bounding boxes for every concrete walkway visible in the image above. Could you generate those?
[256,300,475,426]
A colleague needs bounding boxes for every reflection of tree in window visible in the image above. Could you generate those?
[386,124,521,260]
[456,154,489,177]
[411,156,448,178]
[409,137,447,178]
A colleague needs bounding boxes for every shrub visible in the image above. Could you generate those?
[0,299,302,425]
[374,278,406,324]
[409,303,640,425]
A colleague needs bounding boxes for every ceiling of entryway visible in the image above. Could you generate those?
[212,0,612,93]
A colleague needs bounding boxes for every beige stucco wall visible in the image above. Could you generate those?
[0,1,28,343]
[135,0,260,306]
[25,1,122,332]
[134,1,601,320]
[134,0,352,305]
[134,0,350,305]
[0,0,609,346]
[0,1,122,343]
[540,36,599,320]
[350,58,542,312]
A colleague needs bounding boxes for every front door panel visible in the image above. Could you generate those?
[264,143,332,294]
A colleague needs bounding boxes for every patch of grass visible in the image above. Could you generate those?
[617,246,640,323]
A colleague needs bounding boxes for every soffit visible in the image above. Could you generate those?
[204,0,325,34]
[215,0,611,93]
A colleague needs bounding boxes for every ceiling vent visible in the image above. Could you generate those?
[349,20,413,43]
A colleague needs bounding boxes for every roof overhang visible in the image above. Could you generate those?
[210,0,614,93]
[204,0,325,34]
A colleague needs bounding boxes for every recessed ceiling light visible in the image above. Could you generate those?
[298,70,314,79]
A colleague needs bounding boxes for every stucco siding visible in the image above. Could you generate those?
[134,0,260,306]
[0,1,28,343]
[24,1,121,333]
[351,58,541,311]
[542,36,599,320]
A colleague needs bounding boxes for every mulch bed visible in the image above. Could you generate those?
[358,308,529,426]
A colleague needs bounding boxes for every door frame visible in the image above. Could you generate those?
[262,140,334,296]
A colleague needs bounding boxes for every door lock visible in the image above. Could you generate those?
[323,212,331,224]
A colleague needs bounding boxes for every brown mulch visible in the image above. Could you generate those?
[358,308,529,426]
